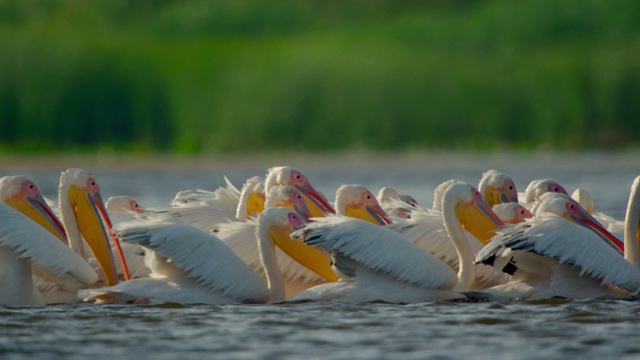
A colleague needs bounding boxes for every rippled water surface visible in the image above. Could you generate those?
[2,152,640,359]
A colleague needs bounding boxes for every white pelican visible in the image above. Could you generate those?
[290,216,464,303]
[0,177,104,306]
[105,196,144,213]
[58,169,129,288]
[478,169,519,207]
[571,188,595,214]
[79,207,320,305]
[522,179,568,205]
[1,176,67,242]
[492,203,533,224]
[103,196,151,280]
[171,175,241,212]
[474,193,638,301]
[0,204,100,306]
[264,166,335,216]
[289,182,510,303]
[336,184,392,225]
[147,176,264,233]
[387,181,508,289]
[217,185,338,298]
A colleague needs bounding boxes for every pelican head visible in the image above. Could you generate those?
[571,188,594,214]
[105,196,143,213]
[335,184,392,225]
[377,187,418,207]
[478,169,519,207]
[535,193,624,254]
[0,175,67,242]
[492,202,533,224]
[259,207,338,281]
[265,166,335,216]
[443,182,504,245]
[236,176,265,220]
[59,169,126,286]
[264,185,314,221]
[524,179,568,203]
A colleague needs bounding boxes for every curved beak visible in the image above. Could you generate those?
[246,192,265,218]
[295,184,335,215]
[567,208,624,255]
[345,203,392,225]
[269,225,338,282]
[456,200,504,245]
[68,186,129,285]
[6,195,68,243]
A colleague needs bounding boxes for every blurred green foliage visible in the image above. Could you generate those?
[1,0,640,153]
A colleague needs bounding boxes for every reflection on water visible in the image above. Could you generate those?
[1,151,640,359]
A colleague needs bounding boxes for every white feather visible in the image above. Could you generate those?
[112,218,270,303]
[217,219,323,284]
[478,216,640,292]
[292,216,458,290]
[0,204,98,288]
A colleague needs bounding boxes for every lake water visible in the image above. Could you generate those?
[1,151,640,359]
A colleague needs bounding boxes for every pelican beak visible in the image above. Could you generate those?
[269,224,338,282]
[484,186,518,207]
[295,184,336,215]
[345,203,392,225]
[567,208,624,255]
[68,185,125,286]
[292,203,312,222]
[483,187,502,207]
[246,192,265,218]
[6,194,67,243]
[456,200,504,245]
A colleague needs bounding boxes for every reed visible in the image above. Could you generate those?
[1,0,639,153]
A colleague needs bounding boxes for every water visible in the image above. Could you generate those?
[1,151,640,359]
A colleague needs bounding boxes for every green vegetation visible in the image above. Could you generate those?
[1,0,640,153]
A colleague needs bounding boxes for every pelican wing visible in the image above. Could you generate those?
[389,210,505,288]
[171,176,241,212]
[292,216,458,290]
[218,220,324,283]
[0,204,98,289]
[114,219,270,303]
[144,206,233,232]
[478,216,640,292]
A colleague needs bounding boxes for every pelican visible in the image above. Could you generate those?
[336,184,392,225]
[0,176,103,306]
[79,207,321,305]
[387,181,508,289]
[105,196,144,213]
[289,182,509,303]
[264,166,335,216]
[147,176,264,233]
[478,169,519,207]
[522,179,568,205]
[57,169,129,288]
[171,175,241,212]
[103,196,151,280]
[474,192,639,301]
[571,188,594,214]
[492,203,533,224]
[217,185,338,298]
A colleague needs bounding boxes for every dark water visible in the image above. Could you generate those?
[1,151,640,359]
[2,299,640,360]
